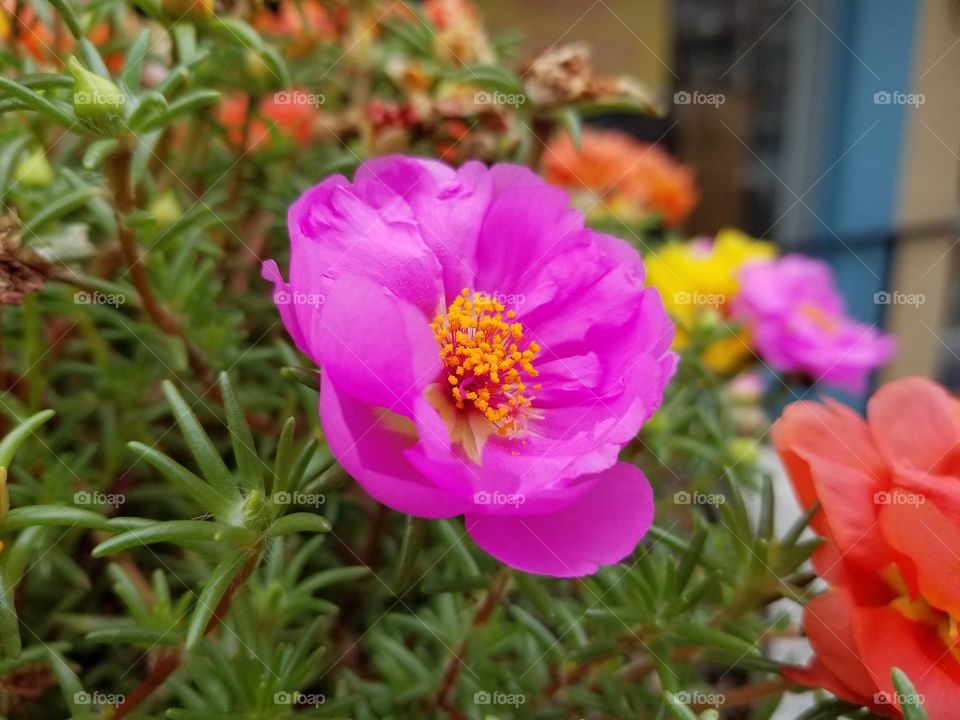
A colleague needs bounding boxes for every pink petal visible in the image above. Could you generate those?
[464,462,654,577]
[320,374,469,518]
[316,274,440,413]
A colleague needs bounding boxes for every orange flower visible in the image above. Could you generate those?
[251,0,339,57]
[1,0,110,66]
[773,378,960,719]
[219,90,319,149]
[542,130,698,226]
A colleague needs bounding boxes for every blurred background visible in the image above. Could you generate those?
[480,0,960,393]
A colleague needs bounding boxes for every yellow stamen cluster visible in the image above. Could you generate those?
[430,289,541,436]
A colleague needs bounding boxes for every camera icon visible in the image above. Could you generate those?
[274,691,293,704]
[673,491,691,505]
[74,490,92,505]
[275,91,291,105]
[75,291,91,304]
[874,291,891,305]
[474,690,491,704]
[473,91,492,105]
[73,691,91,705]
[874,91,892,105]
[673,291,691,305]
[473,491,491,505]
[272,491,292,505]
[673,90,691,105]
[873,491,891,505]
[273,290,291,305]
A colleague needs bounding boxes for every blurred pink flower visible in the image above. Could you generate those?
[733,255,895,392]
[263,156,677,576]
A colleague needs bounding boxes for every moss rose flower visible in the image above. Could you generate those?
[263,156,676,576]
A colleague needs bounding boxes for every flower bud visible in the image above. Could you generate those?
[161,0,214,22]
[242,489,272,531]
[68,57,125,133]
[14,148,54,188]
[148,190,182,227]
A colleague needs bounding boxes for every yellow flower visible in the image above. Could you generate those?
[646,228,776,373]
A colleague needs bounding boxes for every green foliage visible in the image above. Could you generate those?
[0,1,920,719]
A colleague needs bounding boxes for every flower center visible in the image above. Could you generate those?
[430,289,541,437]
[884,566,960,660]
[799,303,839,334]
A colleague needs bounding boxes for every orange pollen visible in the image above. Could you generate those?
[430,289,540,436]
[799,303,840,334]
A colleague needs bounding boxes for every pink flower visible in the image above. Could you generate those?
[263,156,677,576]
[733,255,895,392]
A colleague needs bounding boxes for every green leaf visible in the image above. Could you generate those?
[136,89,221,133]
[127,442,232,518]
[162,380,235,498]
[892,667,929,720]
[758,474,775,539]
[392,515,427,595]
[82,138,120,170]
[0,409,55,468]
[218,373,263,492]
[281,366,320,391]
[675,525,708,593]
[0,571,21,657]
[671,624,758,657]
[86,626,174,645]
[92,520,256,556]
[22,186,103,235]
[553,107,582,149]
[185,549,249,649]
[44,645,85,715]
[272,417,295,495]
[781,501,820,547]
[663,691,699,720]
[299,566,370,594]
[0,78,77,130]
[2,506,112,532]
[268,512,331,537]
[454,64,526,96]
[121,29,152,92]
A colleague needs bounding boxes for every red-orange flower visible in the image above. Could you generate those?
[773,377,960,719]
[542,130,698,227]
[218,90,319,149]
[1,0,111,67]
[251,0,339,57]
